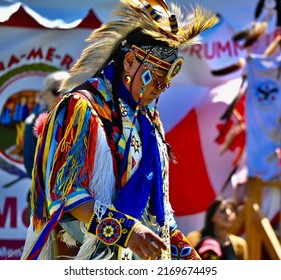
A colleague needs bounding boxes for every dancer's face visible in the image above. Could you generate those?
[123,52,168,106]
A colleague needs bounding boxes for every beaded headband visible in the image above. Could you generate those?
[131,45,174,71]
[131,44,184,83]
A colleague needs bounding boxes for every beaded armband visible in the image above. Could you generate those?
[87,208,141,248]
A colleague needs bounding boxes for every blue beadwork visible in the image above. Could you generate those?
[142,70,153,86]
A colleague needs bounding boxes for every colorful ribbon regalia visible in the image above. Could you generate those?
[21,0,218,260]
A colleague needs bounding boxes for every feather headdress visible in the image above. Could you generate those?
[60,0,218,91]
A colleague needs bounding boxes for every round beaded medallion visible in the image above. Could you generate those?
[96,218,122,244]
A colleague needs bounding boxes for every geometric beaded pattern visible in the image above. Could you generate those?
[88,208,141,248]
[96,217,122,245]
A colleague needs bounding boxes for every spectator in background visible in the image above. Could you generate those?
[23,71,70,178]
[187,197,248,260]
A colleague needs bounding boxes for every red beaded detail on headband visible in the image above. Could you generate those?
[131,45,171,71]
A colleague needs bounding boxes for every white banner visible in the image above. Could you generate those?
[246,54,281,180]
[0,24,93,259]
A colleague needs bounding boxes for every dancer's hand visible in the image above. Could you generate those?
[128,224,167,260]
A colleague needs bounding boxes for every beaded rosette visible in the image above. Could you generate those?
[87,208,141,248]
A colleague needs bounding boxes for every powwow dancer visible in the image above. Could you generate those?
[21,0,218,260]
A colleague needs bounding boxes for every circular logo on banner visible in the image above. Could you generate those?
[0,64,59,162]
[255,79,279,107]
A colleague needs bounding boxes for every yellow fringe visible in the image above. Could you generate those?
[49,98,88,197]
[15,122,25,145]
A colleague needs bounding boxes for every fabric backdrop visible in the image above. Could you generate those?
[0,0,280,259]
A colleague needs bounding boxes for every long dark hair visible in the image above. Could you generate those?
[110,28,177,162]
[201,197,236,238]
[111,28,165,130]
